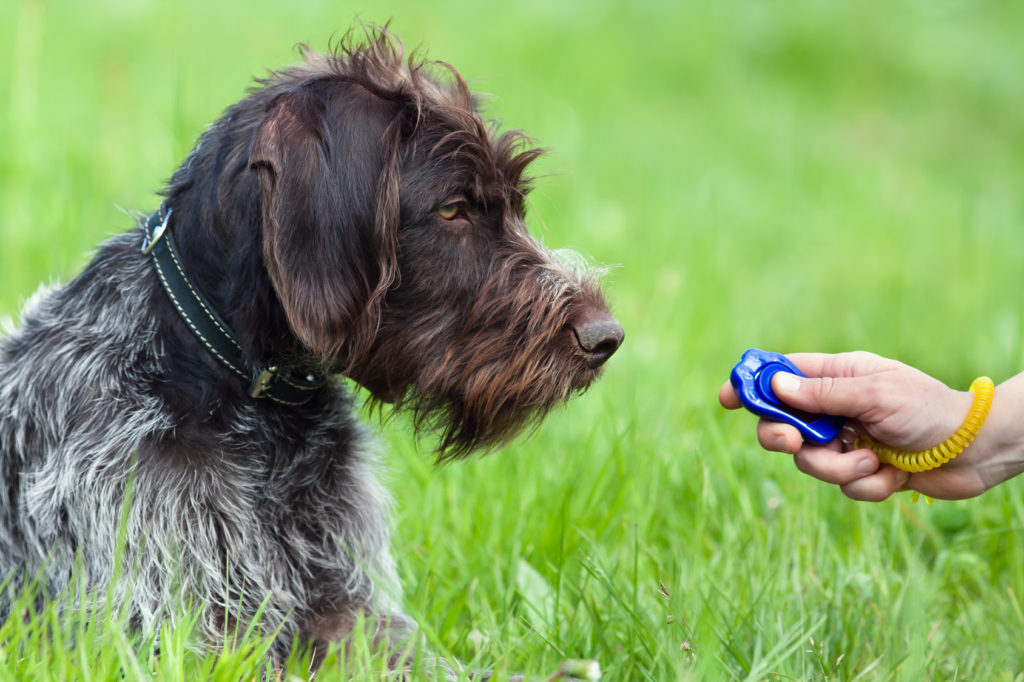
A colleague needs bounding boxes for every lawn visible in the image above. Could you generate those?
[2,0,1024,679]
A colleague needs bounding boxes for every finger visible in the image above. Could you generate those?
[785,351,890,379]
[838,465,911,502]
[770,371,880,420]
[719,381,741,409]
[792,446,880,485]
[756,419,803,454]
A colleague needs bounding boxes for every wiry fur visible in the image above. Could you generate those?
[0,27,621,669]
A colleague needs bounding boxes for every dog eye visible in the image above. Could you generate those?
[437,200,466,221]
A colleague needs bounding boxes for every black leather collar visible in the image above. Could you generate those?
[141,206,327,406]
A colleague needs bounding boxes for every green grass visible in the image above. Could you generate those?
[3,0,1024,679]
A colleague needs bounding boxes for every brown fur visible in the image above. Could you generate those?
[233,27,621,459]
[0,24,622,674]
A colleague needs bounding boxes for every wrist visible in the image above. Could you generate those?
[968,373,1024,490]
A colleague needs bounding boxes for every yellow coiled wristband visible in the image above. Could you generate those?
[854,376,994,503]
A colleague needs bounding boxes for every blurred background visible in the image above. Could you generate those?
[2,0,1023,678]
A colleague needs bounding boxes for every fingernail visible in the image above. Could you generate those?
[773,372,801,396]
[774,435,791,453]
[856,458,876,475]
[895,469,911,488]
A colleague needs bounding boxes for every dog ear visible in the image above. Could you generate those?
[250,82,400,366]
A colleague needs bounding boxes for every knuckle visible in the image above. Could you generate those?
[840,481,892,502]
[792,449,815,475]
[814,376,839,405]
[847,350,879,365]
[759,421,802,454]
[846,350,889,372]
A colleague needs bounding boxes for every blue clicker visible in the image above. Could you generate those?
[729,348,844,446]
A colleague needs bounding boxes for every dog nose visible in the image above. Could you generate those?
[572,309,624,369]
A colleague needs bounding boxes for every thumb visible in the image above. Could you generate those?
[771,372,875,419]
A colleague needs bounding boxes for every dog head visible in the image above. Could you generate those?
[245,27,623,458]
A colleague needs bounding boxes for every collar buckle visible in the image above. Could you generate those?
[248,366,279,398]
[141,208,173,254]
[143,206,325,407]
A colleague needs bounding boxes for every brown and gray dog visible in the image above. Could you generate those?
[0,26,622,673]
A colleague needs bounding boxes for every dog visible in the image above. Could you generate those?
[0,26,622,672]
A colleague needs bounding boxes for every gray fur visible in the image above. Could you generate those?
[0,233,401,657]
[0,32,621,680]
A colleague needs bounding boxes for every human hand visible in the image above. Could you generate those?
[719,351,1024,501]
